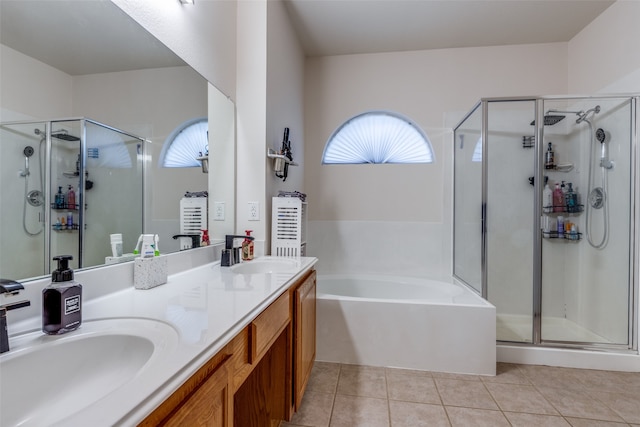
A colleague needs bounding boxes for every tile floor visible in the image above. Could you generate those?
[282,362,640,427]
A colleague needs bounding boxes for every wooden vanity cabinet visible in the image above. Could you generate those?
[292,269,316,410]
[140,269,316,427]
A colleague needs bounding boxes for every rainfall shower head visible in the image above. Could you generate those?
[51,133,80,141]
[530,115,566,126]
[33,128,80,141]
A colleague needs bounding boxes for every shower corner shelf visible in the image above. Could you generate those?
[52,224,79,232]
[543,205,584,215]
[51,203,82,211]
[542,230,582,241]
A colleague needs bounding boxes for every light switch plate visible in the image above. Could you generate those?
[213,201,225,221]
[248,201,259,221]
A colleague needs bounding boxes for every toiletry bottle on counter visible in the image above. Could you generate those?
[553,182,564,212]
[545,142,555,169]
[140,234,156,258]
[110,233,123,257]
[242,230,254,261]
[43,255,82,335]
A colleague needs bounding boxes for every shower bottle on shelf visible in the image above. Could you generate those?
[553,182,564,212]
[66,185,76,210]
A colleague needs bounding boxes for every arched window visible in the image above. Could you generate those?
[322,110,434,164]
[160,117,208,167]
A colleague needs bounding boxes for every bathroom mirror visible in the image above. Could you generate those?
[0,0,234,282]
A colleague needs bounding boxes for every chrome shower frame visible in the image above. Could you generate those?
[453,94,639,354]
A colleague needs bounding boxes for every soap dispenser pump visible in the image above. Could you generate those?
[43,255,82,335]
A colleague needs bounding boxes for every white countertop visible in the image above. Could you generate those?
[1,255,317,427]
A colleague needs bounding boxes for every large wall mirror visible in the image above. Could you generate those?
[0,0,234,282]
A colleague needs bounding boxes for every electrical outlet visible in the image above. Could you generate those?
[213,201,225,221]
[248,201,259,221]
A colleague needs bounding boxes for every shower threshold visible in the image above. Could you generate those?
[497,313,611,344]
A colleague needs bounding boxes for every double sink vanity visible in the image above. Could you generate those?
[0,252,318,427]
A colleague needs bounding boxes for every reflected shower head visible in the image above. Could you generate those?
[51,132,80,142]
[530,115,566,126]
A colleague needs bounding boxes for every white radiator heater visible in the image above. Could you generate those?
[271,197,307,257]
[179,197,207,250]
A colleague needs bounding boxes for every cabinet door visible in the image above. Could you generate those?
[163,358,232,427]
[294,270,316,409]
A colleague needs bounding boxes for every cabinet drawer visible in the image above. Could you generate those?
[250,292,290,364]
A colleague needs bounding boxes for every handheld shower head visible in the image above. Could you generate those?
[596,128,607,143]
[21,145,35,177]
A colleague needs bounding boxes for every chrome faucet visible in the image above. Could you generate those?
[1,279,31,354]
[221,234,255,267]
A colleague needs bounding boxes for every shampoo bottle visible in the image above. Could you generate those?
[43,255,82,335]
[545,142,555,169]
[553,182,564,212]
[66,185,76,210]
[55,186,65,209]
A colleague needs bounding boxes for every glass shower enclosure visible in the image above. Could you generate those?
[454,95,638,351]
[0,118,146,280]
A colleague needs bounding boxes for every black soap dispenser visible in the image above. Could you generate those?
[43,255,82,335]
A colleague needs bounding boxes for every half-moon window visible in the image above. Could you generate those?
[322,111,434,164]
[160,117,208,167]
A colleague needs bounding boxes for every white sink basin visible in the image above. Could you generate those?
[0,318,178,427]
[230,256,301,275]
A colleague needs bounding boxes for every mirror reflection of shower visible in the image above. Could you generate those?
[20,129,46,236]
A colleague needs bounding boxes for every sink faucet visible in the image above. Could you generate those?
[1,279,31,354]
[221,234,255,267]
[172,234,201,250]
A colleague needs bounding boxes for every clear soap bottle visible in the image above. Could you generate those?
[42,255,82,335]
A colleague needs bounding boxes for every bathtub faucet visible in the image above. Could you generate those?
[221,234,255,267]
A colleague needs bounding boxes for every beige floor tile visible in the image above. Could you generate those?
[481,363,531,385]
[504,412,571,427]
[577,368,640,394]
[565,417,630,426]
[330,394,389,427]
[445,406,510,427]
[435,378,499,410]
[389,400,450,427]
[537,386,625,423]
[589,390,640,424]
[485,382,558,415]
[386,368,441,405]
[431,371,482,381]
[307,362,341,394]
[336,364,387,398]
[518,365,587,391]
[288,391,334,427]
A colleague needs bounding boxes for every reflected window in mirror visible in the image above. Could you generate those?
[161,117,208,168]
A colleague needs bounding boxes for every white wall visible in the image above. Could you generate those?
[111,0,237,100]
[304,43,568,277]
[568,0,640,94]
[265,0,305,252]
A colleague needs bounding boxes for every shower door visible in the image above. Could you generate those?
[453,103,483,294]
[539,97,634,347]
[484,100,537,343]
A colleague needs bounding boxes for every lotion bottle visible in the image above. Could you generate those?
[43,255,82,335]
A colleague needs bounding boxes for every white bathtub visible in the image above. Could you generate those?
[316,274,496,375]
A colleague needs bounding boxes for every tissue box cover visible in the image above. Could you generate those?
[134,256,168,290]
